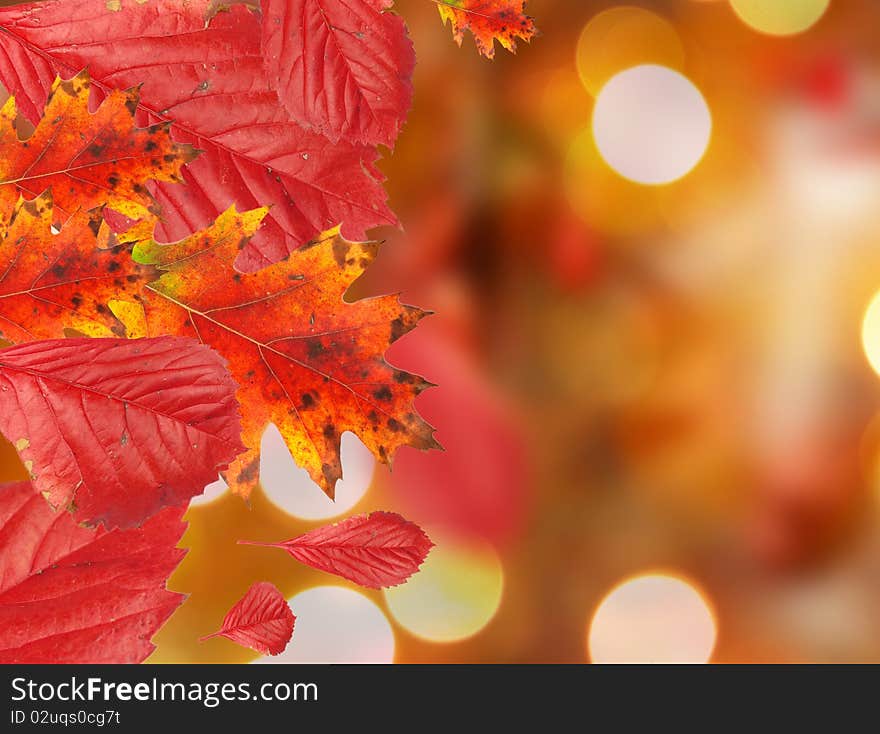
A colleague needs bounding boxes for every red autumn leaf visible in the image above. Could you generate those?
[0,336,243,529]
[0,192,149,343]
[0,0,404,270]
[200,582,294,655]
[0,70,195,223]
[240,511,433,589]
[262,0,414,147]
[114,208,437,500]
[0,481,186,664]
[438,0,536,59]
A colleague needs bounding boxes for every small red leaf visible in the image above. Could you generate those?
[0,336,244,529]
[0,481,186,664]
[201,582,294,656]
[240,512,434,589]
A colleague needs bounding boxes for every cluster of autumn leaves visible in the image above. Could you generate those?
[0,0,534,662]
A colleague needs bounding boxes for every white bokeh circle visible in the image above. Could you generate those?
[592,64,712,185]
[588,573,716,663]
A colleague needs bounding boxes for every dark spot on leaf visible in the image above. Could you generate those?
[332,238,350,267]
[390,316,408,342]
[236,458,259,485]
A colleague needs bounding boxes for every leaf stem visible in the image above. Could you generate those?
[237,539,280,548]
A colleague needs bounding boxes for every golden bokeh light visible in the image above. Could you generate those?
[729,0,830,36]
[384,535,504,643]
[576,6,685,97]
[861,290,880,378]
[589,573,717,663]
[540,68,592,147]
[564,129,665,237]
[592,65,712,186]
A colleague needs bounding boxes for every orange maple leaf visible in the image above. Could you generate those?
[0,71,198,344]
[0,70,196,224]
[0,192,148,343]
[112,207,439,499]
[437,0,536,59]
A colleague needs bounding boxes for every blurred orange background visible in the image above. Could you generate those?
[7,0,880,663]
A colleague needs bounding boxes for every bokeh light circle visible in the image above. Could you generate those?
[588,573,716,663]
[592,65,712,185]
[576,6,685,97]
[384,535,504,643]
[260,426,374,520]
[861,290,880,377]
[253,586,394,663]
[729,0,830,36]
